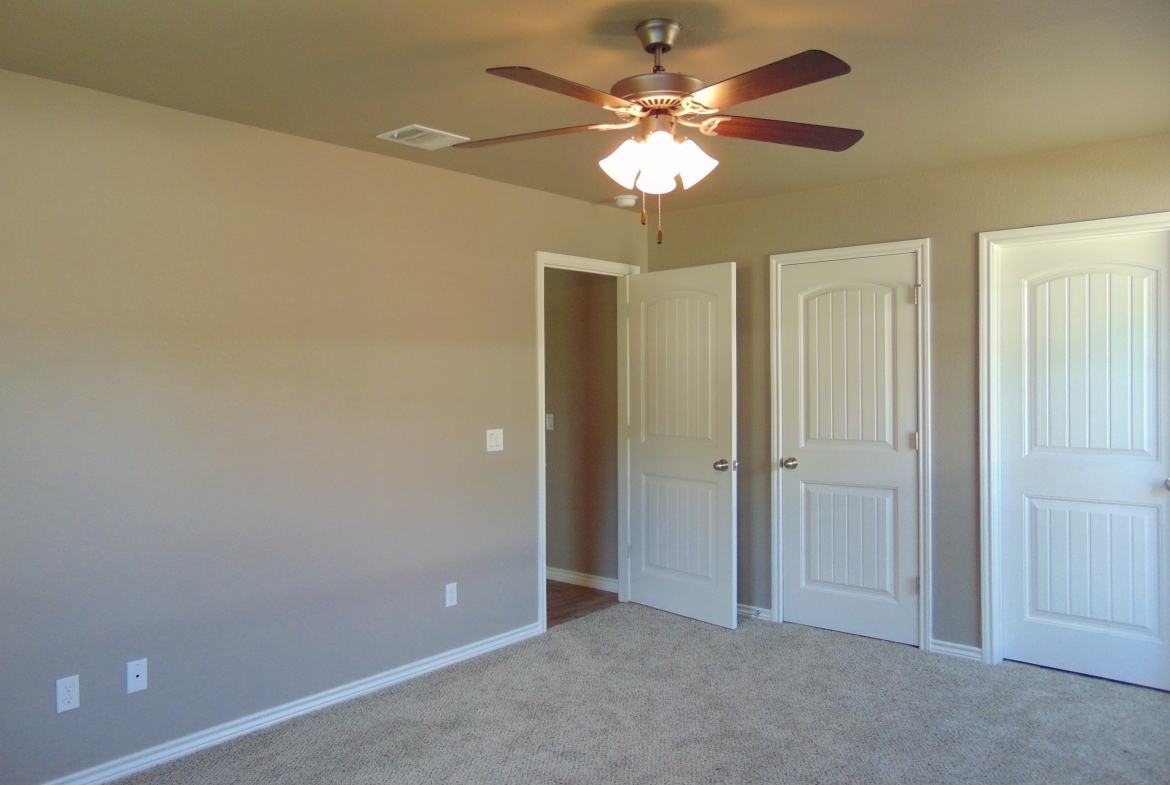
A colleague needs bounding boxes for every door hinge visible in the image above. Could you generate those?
[910,432,920,450]
[915,576,921,595]
[913,284,921,305]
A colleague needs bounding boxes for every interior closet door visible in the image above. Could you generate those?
[987,217,1170,689]
[776,248,922,645]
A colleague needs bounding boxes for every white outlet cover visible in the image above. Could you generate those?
[545,414,554,430]
[486,429,504,451]
[445,582,457,607]
[127,658,148,694]
[56,675,79,713]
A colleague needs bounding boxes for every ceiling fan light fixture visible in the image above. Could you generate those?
[634,171,677,195]
[676,139,719,189]
[599,138,643,189]
[601,131,719,195]
[639,130,680,179]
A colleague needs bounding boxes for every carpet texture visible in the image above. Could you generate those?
[118,603,1170,784]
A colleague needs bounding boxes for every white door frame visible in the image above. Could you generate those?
[978,211,1170,665]
[536,251,641,631]
[770,238,934,649]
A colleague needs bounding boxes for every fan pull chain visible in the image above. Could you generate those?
[656,194,663,245]
[641,191,647,226]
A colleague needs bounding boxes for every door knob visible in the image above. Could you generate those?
[1165,478,1170,492]
[714,459,729,471]
[781,457,798,469]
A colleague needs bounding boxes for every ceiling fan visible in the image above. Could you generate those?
[455,18,863,234]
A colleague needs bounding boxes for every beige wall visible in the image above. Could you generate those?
[544,268,619,579]
[0,70,644,785]
[648,133,1170,645]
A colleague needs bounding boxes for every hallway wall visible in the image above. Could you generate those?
[544,268,619,580]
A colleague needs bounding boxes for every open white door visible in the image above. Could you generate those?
[624,263,737,629]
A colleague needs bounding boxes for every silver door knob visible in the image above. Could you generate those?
[714,459,729,471]
[781,457,798,469]
[1165,478,1170,492]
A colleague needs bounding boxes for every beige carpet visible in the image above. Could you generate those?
[119,603,1170,784]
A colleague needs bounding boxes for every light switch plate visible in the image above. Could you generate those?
[545,414,554,431]
[445,582,457,607]
[127,658,147,694]
[486,429,503,451]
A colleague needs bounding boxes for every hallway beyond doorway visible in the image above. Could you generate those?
[547,580,618,628]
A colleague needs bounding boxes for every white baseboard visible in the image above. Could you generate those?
[546,566,619,593]
[737,603,774,622]
[43,621,543,785]
[928,638,984,662]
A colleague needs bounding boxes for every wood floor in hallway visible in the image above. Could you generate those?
[547,579,619,628]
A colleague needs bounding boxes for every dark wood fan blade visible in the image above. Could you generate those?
[688,50,851,110]
[486,67,633,109]
[706,116,863,151]
[452,124,611,149]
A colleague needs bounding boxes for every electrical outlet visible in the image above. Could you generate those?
[127,658,147,694]
[445,582,457,607]
[486,429,504,451]
[545,414,554,431]
[56,675,79,713]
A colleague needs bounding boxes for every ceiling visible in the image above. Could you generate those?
[2,1,1168,211]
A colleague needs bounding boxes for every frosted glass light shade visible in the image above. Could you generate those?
[599,139,642,189]
[598,132,718,194]
[676,139,719,189]
[635,171,677,194]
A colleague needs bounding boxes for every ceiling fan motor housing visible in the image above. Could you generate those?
[610,72,705,111]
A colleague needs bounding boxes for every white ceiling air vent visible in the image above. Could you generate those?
[376,124,469,151]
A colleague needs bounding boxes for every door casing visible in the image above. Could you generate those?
[979,212,1170,666]
[770,239,934,649]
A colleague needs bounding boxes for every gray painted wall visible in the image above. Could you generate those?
[647,133,1170,645]
[0,70,645,785]
[544,268,618,580]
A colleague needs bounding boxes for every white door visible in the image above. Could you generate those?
[775,245,923,645]
[986,215,1170,689]
[625,263,737,629]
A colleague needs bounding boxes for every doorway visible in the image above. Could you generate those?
[537,252,639,630]
[771,239,933,647]
[543,263,622,627]
[536,252,740,631]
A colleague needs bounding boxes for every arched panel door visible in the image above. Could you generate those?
[989,225,1170,690]
[776,251,921,645]
[626,263,737,629]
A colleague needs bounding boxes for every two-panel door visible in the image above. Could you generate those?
[776,250,922,645]
[989,220,1170,690]
[625,263,738,629]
